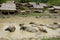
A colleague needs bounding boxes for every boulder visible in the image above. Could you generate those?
[35,16,41,18]
[39,24,44,26]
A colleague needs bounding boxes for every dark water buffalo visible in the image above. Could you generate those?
[20,25,39,33]
[20,26,26,30]
[37,26,47,33]
[5,26,16,32]
[19,23,25,26]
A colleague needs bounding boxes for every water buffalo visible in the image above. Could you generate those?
[5,26,16,32]
[19,23,25,26]
[20,25,39,33]
[37,26,47,33]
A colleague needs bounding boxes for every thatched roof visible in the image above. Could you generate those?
[28,2,36,5]
[54,6,60,10]
[0,1,16,11]
[39,3,47,7]
[28,2,44,9]
[48,8,55,10]
[33,4,44,9]
[20,3,27,6]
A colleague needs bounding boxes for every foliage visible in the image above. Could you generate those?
[0,0,60,6]
[42,37,60,40]
[0,0,7,3]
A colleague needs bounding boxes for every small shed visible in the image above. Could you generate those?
[0,1,16,15]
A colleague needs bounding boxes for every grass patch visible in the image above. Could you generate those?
[27,13,50,16]
[42,37,60,40]
[13,12,50,17]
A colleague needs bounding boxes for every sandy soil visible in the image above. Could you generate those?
[0,16,60,40]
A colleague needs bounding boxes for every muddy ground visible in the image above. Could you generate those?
[0,15,60,40]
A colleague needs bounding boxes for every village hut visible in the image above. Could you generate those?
[20,3,27,6]
[0,1,16,15]
[54,6,60,10]
[25,2,45,13]
[48,8,56,13]
[32,4,44,13]
[27,2,36,7]
[53,6,60,13]
[15,2,21,9]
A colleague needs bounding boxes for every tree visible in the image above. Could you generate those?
[0,0,7,3]
[20,0,32,3]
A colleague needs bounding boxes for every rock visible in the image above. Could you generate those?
[35,16,41,18]
[5,26,16,32]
